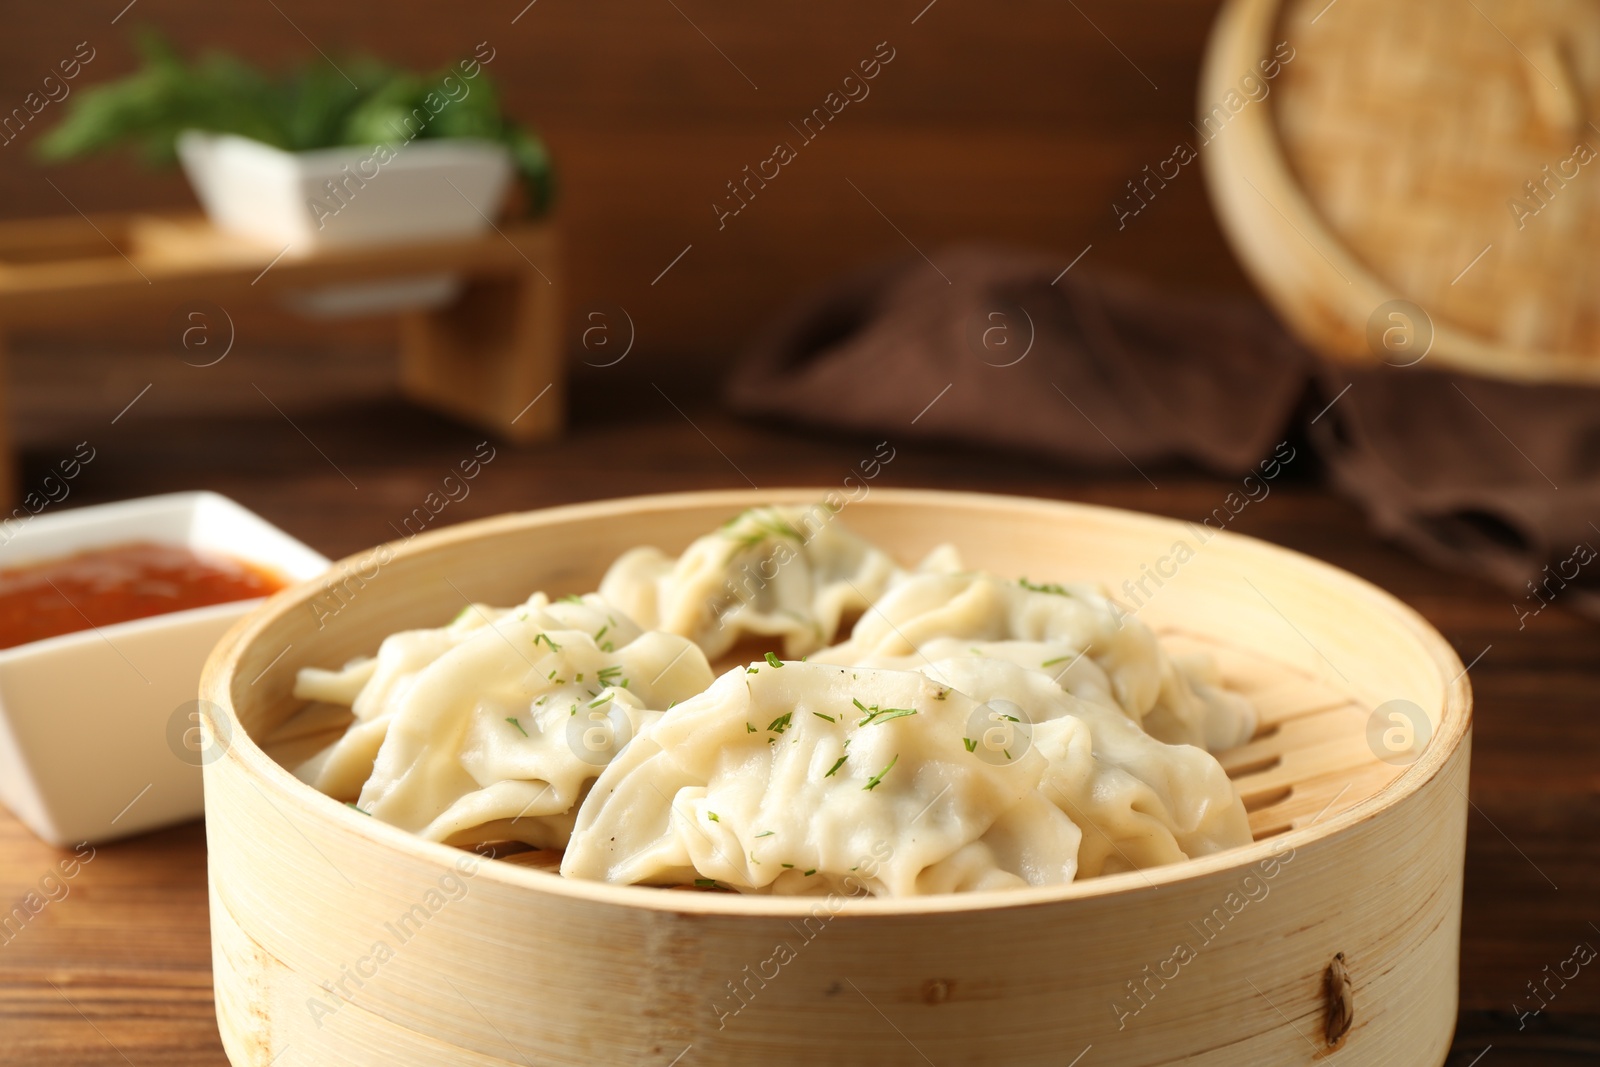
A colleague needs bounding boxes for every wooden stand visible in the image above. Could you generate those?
[0,213,564,500]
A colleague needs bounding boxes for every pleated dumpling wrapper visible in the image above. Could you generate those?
[598,504,909,660]
[561,660,1084,895]
[912,657,1254,878]
[818,572,1256,752]
[294,596,713,849]
[294,593,643,799]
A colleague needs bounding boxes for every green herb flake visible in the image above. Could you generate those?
[767,712,793,734]
[863,754,899,791]
[851,697,868,712]
[746,722,757,733]
[533,633,562,652]
[1019,577,1071,597]
[747,666,760,674]
[694,878,718,888]
[707,812,720,823]
[345,802,371,816]
[803,869,817,877]
[813,712,836,723]
[505,717,528,737]
[755,830,775,838]
[857,705,918,728]
[1041,655,1072,667]
[781,863,795,869]
[765,651,784,668]
[824,754,848,778]
[963,737,978,752]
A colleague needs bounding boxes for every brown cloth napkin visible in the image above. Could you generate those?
[726,245,1600,623]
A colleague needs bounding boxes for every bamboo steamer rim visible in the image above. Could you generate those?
[200,487,1471,918]
[1201,0,1600,384]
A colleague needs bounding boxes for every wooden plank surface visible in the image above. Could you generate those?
[0,342,1595,1065]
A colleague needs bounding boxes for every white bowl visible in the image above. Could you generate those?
[0,492,327,846]
[176,131,514,251]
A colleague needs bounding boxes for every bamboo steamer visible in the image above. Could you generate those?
[199,489,1471,1066]
[1202,0,1600,383]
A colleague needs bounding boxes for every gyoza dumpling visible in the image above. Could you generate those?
[598,505,905,660]
[817,572,1256,751]
[912,658,1253,878]
[561,661,1083,895]
[293,593,642,798]
[294,598,711,848]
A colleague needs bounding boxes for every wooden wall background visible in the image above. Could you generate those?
[0,0,1249,368]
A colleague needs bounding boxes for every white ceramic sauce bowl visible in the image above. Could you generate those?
[0,492,327,847]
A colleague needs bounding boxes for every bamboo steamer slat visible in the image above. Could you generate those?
[1202,0,1600,382]
[199,489,1471,1066]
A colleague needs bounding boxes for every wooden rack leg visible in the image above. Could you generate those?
[398,245,564,444]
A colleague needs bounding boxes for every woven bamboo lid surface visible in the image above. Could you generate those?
[1203,0,1600,382]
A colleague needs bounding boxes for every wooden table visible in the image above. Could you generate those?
[0,358,1594,1065]
[0,214,563,504]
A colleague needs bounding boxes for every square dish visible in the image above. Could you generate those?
[0,491,328,846]
[201,489,1469,1066]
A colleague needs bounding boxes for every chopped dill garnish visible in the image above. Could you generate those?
[824,754,848,777]
[575,673,584,683]
[767,712,793,734]
[856,704,917,728]
[595,624,609,642]
[765,652,784,668]
[720,509,807,561]
[755,830,775,838]
[747,666,760,674]
[963,738,978,752]
[803,869,816,877]
[813,712,836,723]
[746,722,757,733]
[1018,577,1071,597]
[570,704,578,716]
[1041,655,1072,667]
[781,863,795,869]
[588,694,612,708]
[851,697,867,712]
[505,717,528,737]
[707,812,720,822]
[345,802,371,816]
[597,665,624,686]
[863,754,898,791]
[694,878,718,888]
[533,633,562,652]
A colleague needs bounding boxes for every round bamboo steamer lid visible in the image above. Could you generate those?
[1202,0,1600,382]
[199,489,1471,1065]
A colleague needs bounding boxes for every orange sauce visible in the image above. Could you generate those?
[0,541,285,650]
